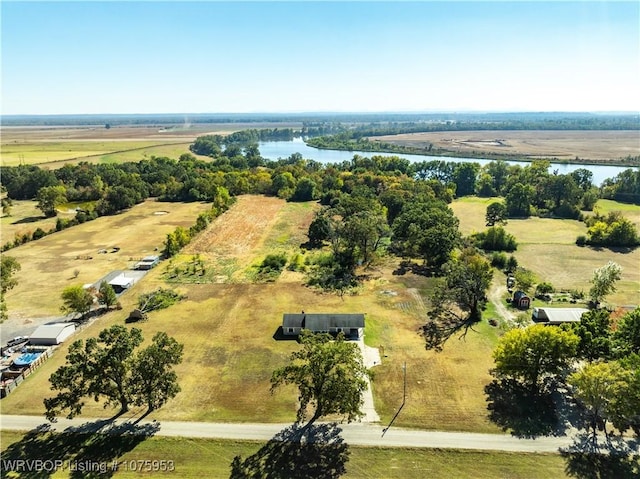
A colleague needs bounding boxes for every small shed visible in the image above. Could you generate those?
[108,274,134,293]
[533,307,588,325]
[282,313,365,339]
[512,291,531,309]
[29,323,76,345]
[134,255,160,270]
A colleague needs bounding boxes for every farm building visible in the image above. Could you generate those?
[512,291,531,309]
[282,313,365,339]
[29,323,76,345]
[134,255,160,270]
[108,273,134,293]
[532,307,588,325]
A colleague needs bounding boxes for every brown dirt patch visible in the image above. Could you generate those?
[185,196,286,257]
[373,130,640,161]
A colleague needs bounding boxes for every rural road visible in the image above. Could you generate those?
[0,414,603,453]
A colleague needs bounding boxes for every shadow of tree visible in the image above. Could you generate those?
[485,378,584,438]
[229,423,349,479]
[11,216,47,225]
[1,420,159,478]
[560,431,640,479]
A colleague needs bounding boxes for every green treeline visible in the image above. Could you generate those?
[1,132,639,255]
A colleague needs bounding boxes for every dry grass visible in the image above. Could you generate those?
[452,197,640,306]
[1,195,503,433]
[374,130,640,161]
[2,200,212,319]
[0,200,65,244]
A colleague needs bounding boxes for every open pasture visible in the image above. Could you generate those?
[1,122,302,167]
[452,197,640,306]
[373,130,640,161]
[0,200,67,243]
[0,431,569,479]
[2,200,212,320]
[1,195,503,433]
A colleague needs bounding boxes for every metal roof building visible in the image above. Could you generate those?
[282,313,365,338]
[29,323,76,345]
[532,307,589,325]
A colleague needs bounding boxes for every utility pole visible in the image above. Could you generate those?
[382,362,406,437]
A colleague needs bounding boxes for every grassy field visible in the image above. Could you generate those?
[374,130,640,161]
[1,195,503,434]
[0,200,67,244]
[0,430,569,479]
[451,197,640,306]
[0,123,299,167]
[2,200,213,319]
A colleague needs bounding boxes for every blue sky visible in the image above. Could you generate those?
[2,1,639,114]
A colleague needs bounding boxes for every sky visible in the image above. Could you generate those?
[1,1,639,115]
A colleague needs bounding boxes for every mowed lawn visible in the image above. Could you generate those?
[452,197,640,306]
[0,431,569,479]
[2,199,213,319]
[2,195,503,434]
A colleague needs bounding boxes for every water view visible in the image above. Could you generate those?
[259,138,632,186]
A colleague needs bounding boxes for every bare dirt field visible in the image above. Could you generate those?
[372,130,640,161]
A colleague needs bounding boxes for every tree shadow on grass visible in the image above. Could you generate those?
[560,431,640,479]
[1,420,159,478]
[485,378,584,438]
[229,423,349,479]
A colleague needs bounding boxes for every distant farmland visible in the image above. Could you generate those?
[372,130,640,162]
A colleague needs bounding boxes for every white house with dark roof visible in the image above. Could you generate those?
[282,313,365,339]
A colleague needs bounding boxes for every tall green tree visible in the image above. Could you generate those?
[612,307,640,357]
[60,285,94,319]
[589,261,622,306]
[0,255,20,321]
[391,200,460,268]
[564,309,612,361]
[505,182,535,217]
[97,281,117,310]
[568,361,628,437]
[341,210,390,265]
[492,325,579,394]
[423,250,493,350]
[485,201,507,226]
[130,332,184,413]
[609,354,640,436]
[36,185,67,217]
[45,326,143,420]
[45,326,183,420]
[271,331,368,427]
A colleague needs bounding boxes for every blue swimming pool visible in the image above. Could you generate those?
[12,352,41,367]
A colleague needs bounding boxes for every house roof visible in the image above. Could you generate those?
[534,308,588,324]
[282,313,365,330]
[30,323,75,340]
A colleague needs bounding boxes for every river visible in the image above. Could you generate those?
[258,138,633,186]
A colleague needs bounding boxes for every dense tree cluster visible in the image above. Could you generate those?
[45,326,183,420]
[582,211,639,247]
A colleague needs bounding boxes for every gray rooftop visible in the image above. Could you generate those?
[283,313,365,330]
[534,308,588,324]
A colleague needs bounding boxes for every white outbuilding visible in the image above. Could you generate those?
[29,323,76,346]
